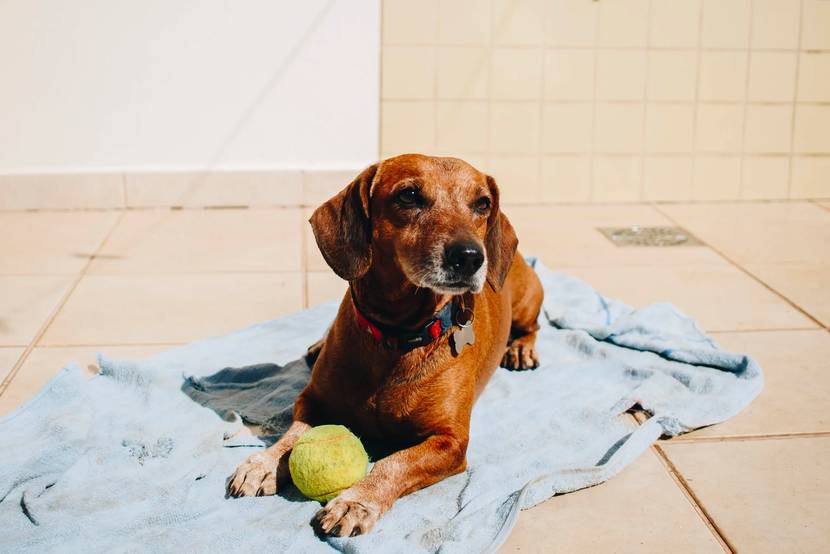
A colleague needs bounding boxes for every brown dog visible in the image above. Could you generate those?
[227,154,543,537]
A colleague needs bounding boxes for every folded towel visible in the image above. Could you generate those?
[0,261,762,553]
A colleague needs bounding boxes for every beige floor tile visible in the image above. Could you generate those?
[41,273,303,345]
[500,448,722,553]
[560,265,817,332]
[307,271,347,307]
[0,211,119,275]
[89,209,302,274]
[678,330,830,439]
[307,238,328,272]
[302,170,356,207]
[505,205,727,268]
[816,201,830,211]
[0,347,24,382]
[0,275,74,346]
[660,202,830,265]
[0,345,173,417]
[744,264,830,327]
[660,437,830,553]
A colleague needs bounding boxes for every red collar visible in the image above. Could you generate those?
[350,291,459,352]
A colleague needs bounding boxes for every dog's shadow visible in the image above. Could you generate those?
[181,358,312,441]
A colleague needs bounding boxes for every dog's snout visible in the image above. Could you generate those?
[445,241,484,276]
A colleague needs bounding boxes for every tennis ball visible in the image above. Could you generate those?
[288,425,369,503]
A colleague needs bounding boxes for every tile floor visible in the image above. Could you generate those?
[1,201,828,552]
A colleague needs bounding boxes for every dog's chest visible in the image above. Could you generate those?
[339,356,452,440]
[364,392,431,441]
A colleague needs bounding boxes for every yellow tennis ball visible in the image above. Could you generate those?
[288,425,369,503]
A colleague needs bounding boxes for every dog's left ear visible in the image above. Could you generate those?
[484,175,518,292]
[309,164,378,281]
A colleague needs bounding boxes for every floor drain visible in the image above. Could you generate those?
[597,226,703,247]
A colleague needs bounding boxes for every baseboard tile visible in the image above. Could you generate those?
[0,170,362,210]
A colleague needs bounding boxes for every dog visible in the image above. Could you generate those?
[227,154,543,537]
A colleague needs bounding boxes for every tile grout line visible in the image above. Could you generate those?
[671,430,830,443]
[637,0,653,201]
[31,342,187,348]
[0,270,316,277]
[301,208,309,309]
[484,0,495,176]
[0,204,338,214]
[785,0,805,199]
[650,445,736,553]
[651,204,827,329]
[431,8,439,155]
[690,0,705,200]
[587,1,600,201]
[121,172,129,209]
[380,97,830,106]
[535,1,545,204]
[377,0,384,161]
[0,211,128,397]
[379,43,830,53]
[710,326,820,334]
[737,0,755,200]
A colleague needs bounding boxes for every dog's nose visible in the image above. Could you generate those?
[445,241,485,276]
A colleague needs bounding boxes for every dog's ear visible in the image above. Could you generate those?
[484,175,518,292]
[309,164,378,281]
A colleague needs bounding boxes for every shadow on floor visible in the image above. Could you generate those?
[181,357,408,462]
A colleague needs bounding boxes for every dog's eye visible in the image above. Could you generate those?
[396,188,422,207]
[474,197,491,213]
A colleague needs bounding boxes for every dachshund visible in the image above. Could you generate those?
[227,154,543,537]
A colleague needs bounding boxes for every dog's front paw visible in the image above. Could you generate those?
[501,336,539,371]
[227,452,283,497]
[312,491,384,537]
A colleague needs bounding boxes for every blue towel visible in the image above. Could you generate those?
[0,262,762,553]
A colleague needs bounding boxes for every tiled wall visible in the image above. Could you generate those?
[380,0,830,203]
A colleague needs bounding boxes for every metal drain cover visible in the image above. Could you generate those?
[597,225,702,247]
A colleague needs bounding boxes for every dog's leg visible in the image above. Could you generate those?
[314,433,468,537]
[502,260,543,370]
[226,391,319,497]
[305,337,325,367]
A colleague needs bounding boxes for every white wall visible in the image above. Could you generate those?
[0,0,380,172]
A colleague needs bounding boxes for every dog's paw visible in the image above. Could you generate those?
[501,337,539,371]
[226,452,282,498]
[312,492,383,537]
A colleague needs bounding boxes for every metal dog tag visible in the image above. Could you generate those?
[451,324,475,356]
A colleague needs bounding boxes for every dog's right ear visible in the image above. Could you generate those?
[484,175,518,292]
[309,164,378,281]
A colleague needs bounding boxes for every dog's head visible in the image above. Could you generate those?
[310,154,517,294]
